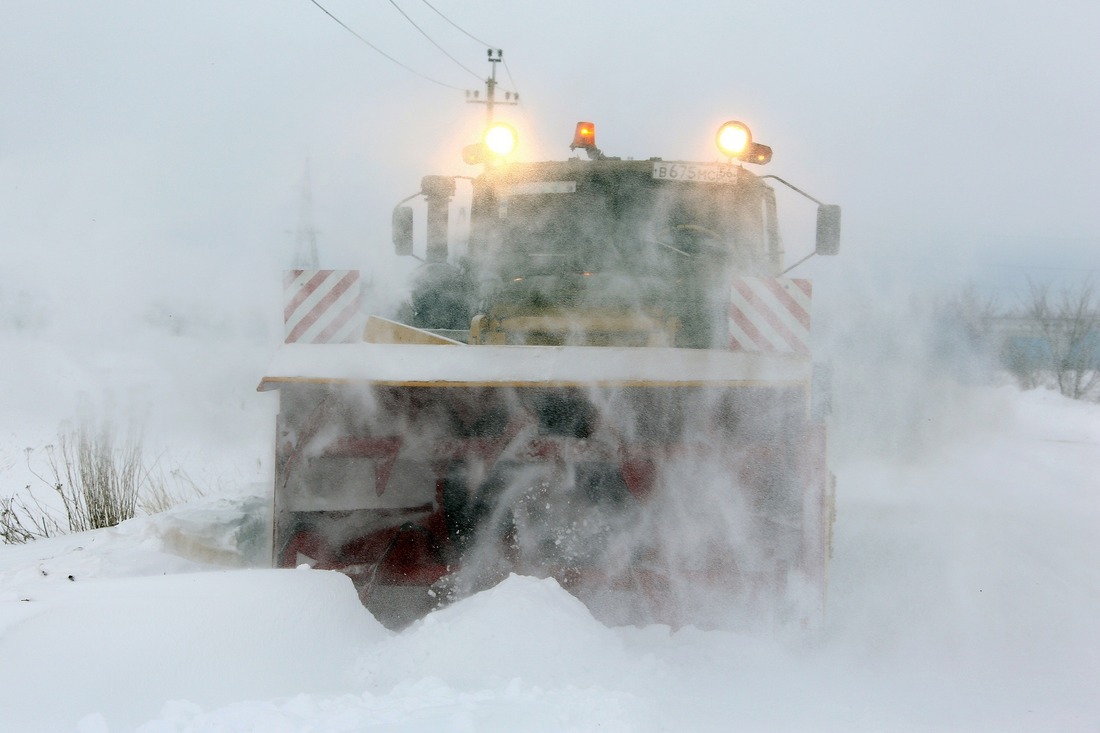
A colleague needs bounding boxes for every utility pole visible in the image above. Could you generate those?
[466,49,517,124]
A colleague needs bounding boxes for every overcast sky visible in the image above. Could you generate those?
[3,0,1099,325]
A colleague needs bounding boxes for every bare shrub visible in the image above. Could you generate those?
[1017,281,1100,400]
[44,421,149,532]
[934,283,1001,380]
[0,486,64,544]
[1,420,200,544]
[1000,334,1046,390]
[139,467,205,516]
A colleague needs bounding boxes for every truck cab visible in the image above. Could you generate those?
[396,121,838,349]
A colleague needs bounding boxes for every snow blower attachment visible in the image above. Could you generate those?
[260,120,840,629]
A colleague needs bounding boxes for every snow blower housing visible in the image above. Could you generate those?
[260,120,840,629]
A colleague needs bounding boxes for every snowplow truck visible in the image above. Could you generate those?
[260,120,840,629]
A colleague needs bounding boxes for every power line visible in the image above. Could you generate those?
[417,0,492,47]
[305,0,463,90]
[387,0,483,81]
[413,0,521,99]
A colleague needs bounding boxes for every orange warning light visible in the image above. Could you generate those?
[571,121,597,150]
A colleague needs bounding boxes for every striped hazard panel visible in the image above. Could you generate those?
[728,277,812,354]
[283,270,365,344]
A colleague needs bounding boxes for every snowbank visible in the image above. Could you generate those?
[0,387,1097,732]
[0,570,384,731]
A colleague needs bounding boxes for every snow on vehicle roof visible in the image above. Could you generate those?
[257,343,812,391]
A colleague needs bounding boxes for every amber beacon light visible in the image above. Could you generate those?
[571,121,597,151]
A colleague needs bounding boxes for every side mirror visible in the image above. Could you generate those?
[392,206,414,256]
[815,204,841,256]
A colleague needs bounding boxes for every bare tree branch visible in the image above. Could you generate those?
[1016,279,1100,400]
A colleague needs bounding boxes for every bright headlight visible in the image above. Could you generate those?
[716,121,752,157]
[484,122,518,157]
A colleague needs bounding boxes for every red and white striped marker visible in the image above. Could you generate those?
[283,270,365,344]
[728,277,812,354]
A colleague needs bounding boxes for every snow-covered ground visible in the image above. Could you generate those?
[5,2,1100,729]
[2,365,1097,731]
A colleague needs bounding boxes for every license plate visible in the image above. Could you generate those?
[651,162,739,184]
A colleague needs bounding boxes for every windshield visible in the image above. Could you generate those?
[476,167,769,280]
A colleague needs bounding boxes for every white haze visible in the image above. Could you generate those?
[2,2,1099,729]
[0,385,1097,731]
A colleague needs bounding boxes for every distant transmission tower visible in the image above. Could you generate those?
[292,160,320,269]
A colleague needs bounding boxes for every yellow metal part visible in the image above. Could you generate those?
[363,316,464,346]
[470,309,680,347]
